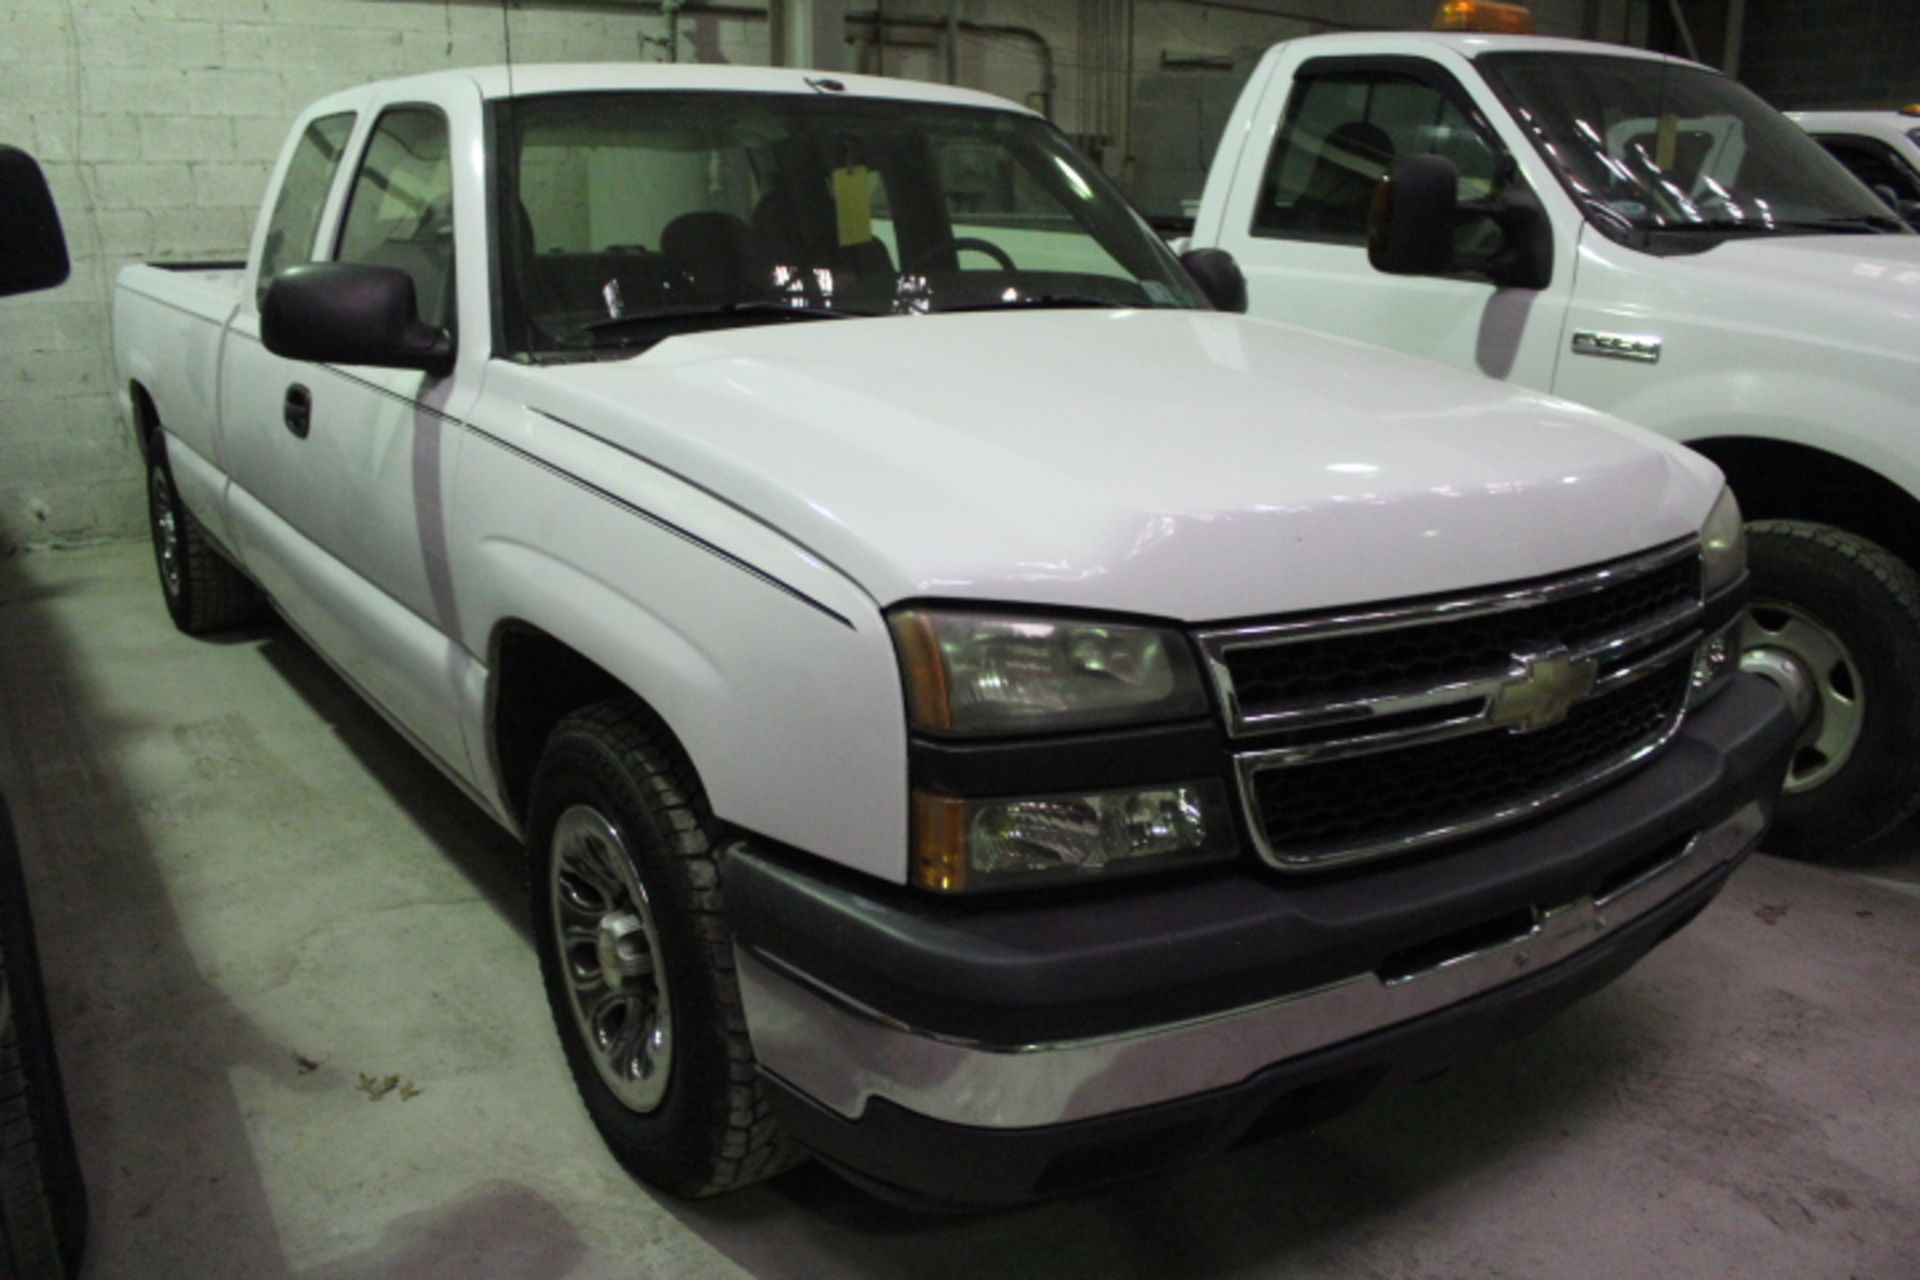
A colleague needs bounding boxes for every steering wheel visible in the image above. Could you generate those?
[905,236,1017,274]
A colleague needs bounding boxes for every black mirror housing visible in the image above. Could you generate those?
[261,263,454,376]
[1180,247,1247,314]
[1368,155,1459,277]
[1368,153,1553,291]
[0,146,70,299]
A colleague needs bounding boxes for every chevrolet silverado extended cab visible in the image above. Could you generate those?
[1189,32,1920,860]
[112,65,1793,1206]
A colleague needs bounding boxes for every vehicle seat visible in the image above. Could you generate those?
[661,211,757,301]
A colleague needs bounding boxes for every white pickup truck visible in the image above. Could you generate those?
[112,64,1793,1207]
[1789,108,1920,229]
[1188,32,1920,860]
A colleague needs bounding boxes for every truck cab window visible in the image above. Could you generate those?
[1252,70,1503,247]
[255,112,355,306]
[1814,135,1920,202]
[499,92,1203,356]
[336,107,456,331]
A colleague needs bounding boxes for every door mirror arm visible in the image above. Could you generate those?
[1369,154,1553,292]
[1463,185,1554,290]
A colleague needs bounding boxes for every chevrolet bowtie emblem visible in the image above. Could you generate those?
[1488,648,1598,732]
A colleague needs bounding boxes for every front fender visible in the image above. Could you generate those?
[455,411,910,885]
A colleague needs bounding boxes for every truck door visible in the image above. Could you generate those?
[1210,56,1570,388]
[230,88,484,779]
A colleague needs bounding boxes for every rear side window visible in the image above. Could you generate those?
[255,112,355,306]
[1252,70,1504,245]
[336,107,457,331]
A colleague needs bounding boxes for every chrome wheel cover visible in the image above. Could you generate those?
[150,468,182,599]
[1740,603,1863,794]
[549,804,673,1112]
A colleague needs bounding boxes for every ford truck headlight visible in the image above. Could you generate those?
[913,781,1237,892]
[1701,486,1746,595]
[889,609,1210,735]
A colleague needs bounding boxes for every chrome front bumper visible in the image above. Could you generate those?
[737,801,1766,1131]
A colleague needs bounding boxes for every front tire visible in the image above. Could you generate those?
[528,700,797,1197]
[1741,520,1920,858]
[144,448,262,635]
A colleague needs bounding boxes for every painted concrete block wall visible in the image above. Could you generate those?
[0,0,763,552]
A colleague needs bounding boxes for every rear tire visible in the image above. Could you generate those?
[1741,520,1920,858]
[0,798,86,1279]
[145,446,263,635]
[528,700,798,1197]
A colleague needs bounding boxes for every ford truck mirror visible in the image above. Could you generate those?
[261,262,455,377]
[0,146,70,299]
[1179,247,1248,313]
[1369,154,1553,291]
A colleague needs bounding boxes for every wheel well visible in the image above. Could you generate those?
[129,382,162,463]
[1687,437,1920,572]
[489,624,676,824]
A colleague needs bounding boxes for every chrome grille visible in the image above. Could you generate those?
[1197,540,1705,870]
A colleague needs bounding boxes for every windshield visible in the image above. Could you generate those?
[497,91,1205,356]
[1477,53,1903,244]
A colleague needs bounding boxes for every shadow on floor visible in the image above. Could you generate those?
[0,547,558,1278]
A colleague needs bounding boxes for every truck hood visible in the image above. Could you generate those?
[523,310,1719,621]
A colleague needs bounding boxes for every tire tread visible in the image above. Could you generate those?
[537,700,798,1197]
[1747,519,1920,854]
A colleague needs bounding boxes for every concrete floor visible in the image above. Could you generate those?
[0,540,1916,1280]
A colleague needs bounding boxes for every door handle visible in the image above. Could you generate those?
[284,383,311,438]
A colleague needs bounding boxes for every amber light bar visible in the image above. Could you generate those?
[1433,0,1535,34]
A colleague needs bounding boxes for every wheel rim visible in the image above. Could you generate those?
[1740,602,1863,794]
[149,468,183,600]
[549,804,673,1112]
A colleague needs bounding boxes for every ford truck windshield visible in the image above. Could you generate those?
[1479,53,1905,246]
[496,91,1205,356]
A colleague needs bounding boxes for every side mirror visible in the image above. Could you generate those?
[261,262,454,377]
[0,146,70,298]
[1368,155,1460,277]
[1180,247,1247,314]
[1368,154,1553,291]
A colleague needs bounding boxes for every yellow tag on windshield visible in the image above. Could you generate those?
[832,165,873,247]
[1655,114,1678,171]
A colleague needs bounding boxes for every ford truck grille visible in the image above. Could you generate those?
[1196,540,1704,870]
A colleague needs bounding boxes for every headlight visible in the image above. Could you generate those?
[890,609,1210,735]
[914,781,1237,892]
[1701,485,1747,594]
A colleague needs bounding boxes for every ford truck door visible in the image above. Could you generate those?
[1210,53,1572,388]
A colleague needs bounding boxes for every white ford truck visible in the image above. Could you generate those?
[1187,32,1920,860]
[112,64,1793,1206]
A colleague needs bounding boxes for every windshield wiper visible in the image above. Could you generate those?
[1766,215,1908,233]
[931,293,1142,314]
[561,299,863,346]
[1650,214,1905,235]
